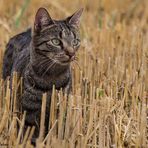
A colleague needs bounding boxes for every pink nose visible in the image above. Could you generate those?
[65,50,75,58]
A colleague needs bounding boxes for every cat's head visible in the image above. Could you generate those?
[32,7,83,67]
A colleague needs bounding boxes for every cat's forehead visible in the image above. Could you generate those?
[40,20,79,39]
[55,21,76,33]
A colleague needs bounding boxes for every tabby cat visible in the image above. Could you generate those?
[2,7,83,143]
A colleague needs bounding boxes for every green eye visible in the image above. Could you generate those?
[72,39,80,46]
[51,38,61,46]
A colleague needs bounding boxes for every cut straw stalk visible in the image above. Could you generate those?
[0,81,10,135]
[15,111,26,147]
[36,93,47,146]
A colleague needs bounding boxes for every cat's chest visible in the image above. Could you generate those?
[24,68,70,91]
[36,73,70,90]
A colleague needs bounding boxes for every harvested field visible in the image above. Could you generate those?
[0,0,147,147]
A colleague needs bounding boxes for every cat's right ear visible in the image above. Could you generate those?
[34,7,54,32]
[67,8,83,27]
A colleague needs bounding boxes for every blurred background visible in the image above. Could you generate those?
[0,0,147,45]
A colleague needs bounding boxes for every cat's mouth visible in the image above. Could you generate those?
[56,55,75,65]
[63,56,75,62]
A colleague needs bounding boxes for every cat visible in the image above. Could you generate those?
[2,7,83,144]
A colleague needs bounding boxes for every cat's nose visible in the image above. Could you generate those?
[67,51,75,58]
[65,49,75,58]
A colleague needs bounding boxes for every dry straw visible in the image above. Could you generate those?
[0,0,147,147]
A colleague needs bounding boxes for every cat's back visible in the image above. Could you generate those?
[2,28,32,80]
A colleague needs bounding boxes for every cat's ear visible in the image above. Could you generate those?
[34,7,54,32]
[67,8,83,26]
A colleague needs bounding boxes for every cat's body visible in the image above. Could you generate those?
[3,28,31,80]
[2,8,83,143]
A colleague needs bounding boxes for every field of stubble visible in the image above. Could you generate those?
[0,0,147,147]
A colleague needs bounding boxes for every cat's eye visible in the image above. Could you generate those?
[72,39,80,46]
[51,38,61,46]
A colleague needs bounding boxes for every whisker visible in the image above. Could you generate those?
[36,57,55,74]
[74,56,78,61]
[38,58,51,67]
[72,60,81,70]
[39,61,53,74]
[41,60,57,77]
[37,56,55,67]
[36,60,53,74]
[40,60,53,69]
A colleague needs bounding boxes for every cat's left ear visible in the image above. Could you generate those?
[67,8,84,26]
[34,7,55,32]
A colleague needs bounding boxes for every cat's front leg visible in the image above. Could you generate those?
[21,89,42,144]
